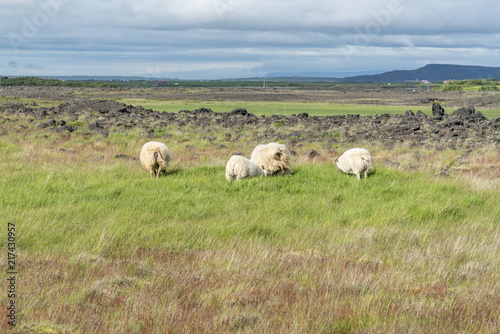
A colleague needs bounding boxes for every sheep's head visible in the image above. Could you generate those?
[281,164,292,175]
[261,165,271,176]
[334,158,341,171]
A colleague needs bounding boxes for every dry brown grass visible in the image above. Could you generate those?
[7,228,499,333]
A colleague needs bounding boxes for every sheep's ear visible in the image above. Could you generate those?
[154,152,159,159]
[275,151,282,159]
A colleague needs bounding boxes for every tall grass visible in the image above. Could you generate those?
[1,132,499,333]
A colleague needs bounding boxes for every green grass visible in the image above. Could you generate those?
[118,98,421,116]
[3,91,500,119]
[118,98,500,118]
[437,79,500,92]
[1,134,499,333]
[9,164,495,254]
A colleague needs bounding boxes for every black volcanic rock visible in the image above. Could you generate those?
[38,119,56,128]
[452,107,475,117]
[432,103,445,118]
[2,98,499,151]
[416,110,427,119]
[88,121,105,131]
[230,108,248,116]
[304,149,319,159]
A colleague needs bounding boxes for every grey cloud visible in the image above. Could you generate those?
[1,0,499,79]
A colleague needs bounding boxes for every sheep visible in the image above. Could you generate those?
[250,142,292,175]
[226,155,269,181]
[335,148,372,180]
[139,141,171,178]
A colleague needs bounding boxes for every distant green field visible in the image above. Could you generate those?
[119,99,422,116]
[436,79,500,92]
[119,98,500,119]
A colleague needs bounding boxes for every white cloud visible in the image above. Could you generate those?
[1,0,500,78]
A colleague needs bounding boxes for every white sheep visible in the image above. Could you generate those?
[226,155,269,181]
[335,148,372,180]
[250,142,292,175]
[139,141,171,178]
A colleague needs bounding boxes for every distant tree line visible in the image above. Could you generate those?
[0,77,118,88]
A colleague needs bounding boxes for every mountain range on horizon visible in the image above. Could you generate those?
[6,64,500,83]
[263,64,500,83]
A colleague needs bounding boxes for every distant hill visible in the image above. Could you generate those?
[231,64,500,83]
[337,64,500,83]
[265,70,382,79]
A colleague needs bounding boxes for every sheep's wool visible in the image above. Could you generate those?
[226,155,267,181]
[140,141,171,178]
[336,148,372,180]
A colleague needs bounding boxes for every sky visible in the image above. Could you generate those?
[1,0,500,80]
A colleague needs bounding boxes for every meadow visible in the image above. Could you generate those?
[117,98,500,119]
[1,107,499,333]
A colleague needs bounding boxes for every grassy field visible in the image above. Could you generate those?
[2,92,500,118]
[118,98,425,116]
[117,98,500,119]
[1,121,499,333]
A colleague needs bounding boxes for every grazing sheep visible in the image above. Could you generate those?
[140,141,171,178]
[335,148,372,180]
[226,155,269,181]
[250,142,292,175]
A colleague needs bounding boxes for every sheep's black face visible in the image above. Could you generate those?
[269,169,281,176]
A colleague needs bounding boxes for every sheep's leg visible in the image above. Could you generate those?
[356,172,361,180]
[156,167,162,178]
[150,170,154,178]
[364,170,368,178]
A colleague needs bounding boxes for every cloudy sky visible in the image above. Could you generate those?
[1,0,500,79]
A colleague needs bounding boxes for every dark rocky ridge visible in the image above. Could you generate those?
[1,98,499,151]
